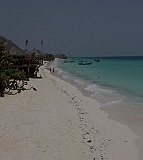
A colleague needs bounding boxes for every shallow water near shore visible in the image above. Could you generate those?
[48,57,143,136]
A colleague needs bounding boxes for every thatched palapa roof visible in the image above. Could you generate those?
[30,48,43,57]
[0,36,29,57]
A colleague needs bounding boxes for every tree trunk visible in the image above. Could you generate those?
[0,82,5,97]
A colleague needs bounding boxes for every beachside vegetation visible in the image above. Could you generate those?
[0,42,36,97]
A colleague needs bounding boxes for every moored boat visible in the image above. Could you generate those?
[78,61,92,65]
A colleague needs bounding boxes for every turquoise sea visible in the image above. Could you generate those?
[50,56,143,126]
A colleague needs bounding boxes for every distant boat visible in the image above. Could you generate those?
[94,57,100,62]
[79,61,92,65]
[64,60,75,63]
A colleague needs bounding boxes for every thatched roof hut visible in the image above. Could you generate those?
[30,48,43,58]
[0,36,29,57]
[10,46,29,57]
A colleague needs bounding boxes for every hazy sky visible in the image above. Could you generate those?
[0,0,143,57]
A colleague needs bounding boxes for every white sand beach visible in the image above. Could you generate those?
[0,63,140,160]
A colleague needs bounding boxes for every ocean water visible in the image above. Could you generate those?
[50,56,143,125]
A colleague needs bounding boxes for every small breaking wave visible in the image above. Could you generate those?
[74,79,85,84]
[102,99,123,106]
[85,84,113,94]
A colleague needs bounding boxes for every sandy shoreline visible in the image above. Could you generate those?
[0,63,140,160]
